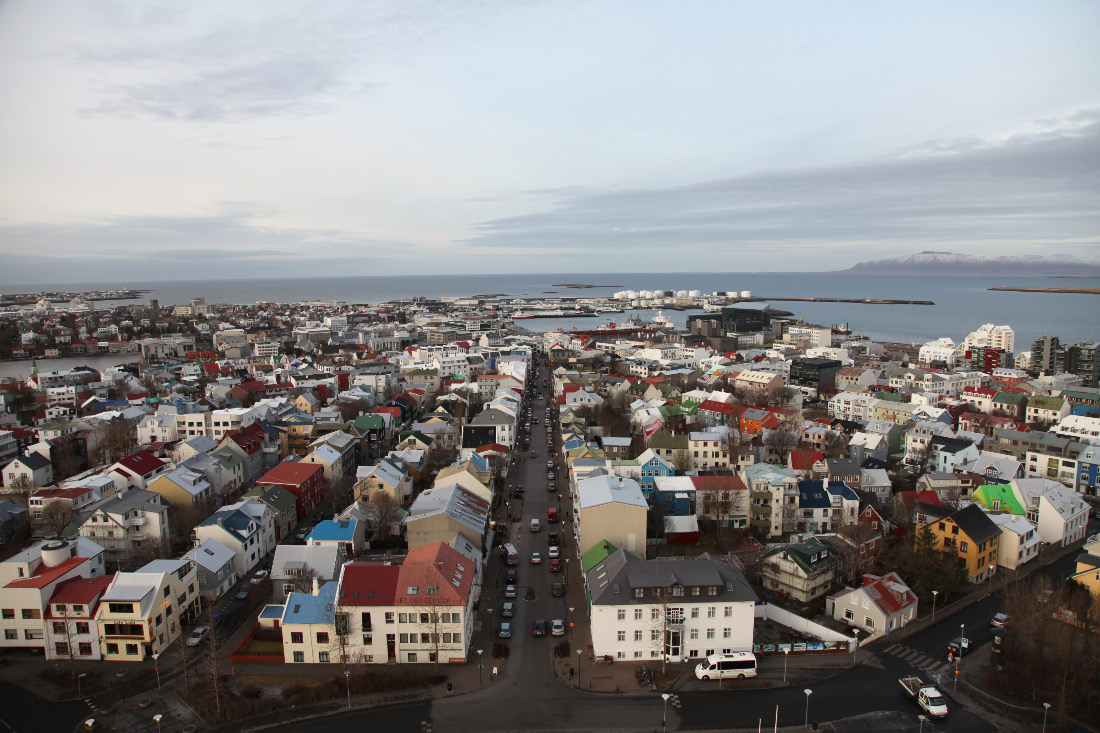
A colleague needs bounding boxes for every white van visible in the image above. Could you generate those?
[694,652,757,680]
[503,543,519,566]
[530,518,541,532]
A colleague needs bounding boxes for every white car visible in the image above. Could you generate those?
[185,625,210,647]
[531,552,543,564]
[550,619,565,636]
[250,570,269,585]
[548,546,560,559]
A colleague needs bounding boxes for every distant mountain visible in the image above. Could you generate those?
[841,251,1100,276]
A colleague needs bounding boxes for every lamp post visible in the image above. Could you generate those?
[803,688,812,727]
[662,692,670,730]
[1041,702,1051,732]
[77,672,87,699]
[153,714,163,733]
[783,649,789,683]
[568,606,574,641]
[988,564,995,592]
[931,590,938,620]
[577,649,583,688]
[851,629,860,664]
[959,623,966,662]
[918,714,926,732]
[477,649,484,686]
[152,652,161,690]
[344,670,350,709]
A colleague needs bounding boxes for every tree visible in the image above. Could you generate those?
[101,420,134,464]
[42,499,75,538]
[200,603,226,721]
[6,476,34,506]
[822,432,848,459]
[763,429,800,466]
[367,490,403,539]
[768,386,798,408]
[670,449,695,474]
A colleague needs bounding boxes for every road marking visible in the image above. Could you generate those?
[883,644,899,654]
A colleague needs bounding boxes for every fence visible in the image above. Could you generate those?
[754,603,856,653]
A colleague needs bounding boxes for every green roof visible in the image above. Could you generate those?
[874,391,904,403]
[1027,395,1065,410]
[244,484,298,515]
[581,540,642,573]
[971,484,1026,515]
[993,392,1027,405]
[354,414,385,430]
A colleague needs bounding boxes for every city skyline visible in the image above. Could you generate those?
[1,1,1098,283]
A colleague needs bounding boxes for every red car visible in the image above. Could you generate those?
[549,558,562,572]
[530,451,537,458]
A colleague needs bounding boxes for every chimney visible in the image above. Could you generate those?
[312,576,321,596]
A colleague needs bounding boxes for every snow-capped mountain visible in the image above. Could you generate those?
[841,251,1100,275]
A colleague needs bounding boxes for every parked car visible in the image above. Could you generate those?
[532,619,547,637]
[552,581,564,596]
[501,602,515,618]
[551,619,565,636]
[547,460,554,468]
[530,451,537,458]
[250,570,269,585]
[548,546,560,559]
[506,569,517,584]
[504,584,517,599]
[548,532,559,547]
[185,626,210,647]
[991,613,1009,628]
[235,587,249,600]
[549,558,562,573]
[531,552,542,564]
[498,622,512,639]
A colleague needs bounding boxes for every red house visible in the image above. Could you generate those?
[256,462,324,520]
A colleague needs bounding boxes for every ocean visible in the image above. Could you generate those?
[1,272,1095,380]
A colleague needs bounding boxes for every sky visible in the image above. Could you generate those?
[1,0,1098,283]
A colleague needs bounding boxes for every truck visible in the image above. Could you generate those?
[899,676,948,718]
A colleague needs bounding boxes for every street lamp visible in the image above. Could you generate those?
[153,714,163,733]
[931,590,938,620]
[988,564,995,592]
[851,629,860,664]
[77,672,87,698]
[1041,702,1051,732]
[662,692,670,730]
[918,713,926,732]
[477,649,484,686]
[152,652,161,690]
[577,649,583,688]
[568,607,575,640]
[803,688,812,727]
[959,623,966,662]
[783,649,789,683]
[344,670,350,709]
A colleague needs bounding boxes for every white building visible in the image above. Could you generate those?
[587,550,758,663]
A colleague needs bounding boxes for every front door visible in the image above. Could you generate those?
[387,634,396,662]
[667,630,682,661]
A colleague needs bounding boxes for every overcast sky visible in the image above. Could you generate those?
[1,1,1098,283]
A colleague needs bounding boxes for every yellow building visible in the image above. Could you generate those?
[921,504,1000,583]
[1069,537,1100,602]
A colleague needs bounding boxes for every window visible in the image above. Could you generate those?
[106,643,119,654]
[318,652,330,662]
[862,599,869,609]
[634,630,643,642]
[651,629,660,641]
[363,634,373,645]
[707,607,716,618]
[634,588,644,598]
[385,612,394,623]
[723,628,731,639]
[53,622,66,634]
[706,629,715,639]
[291,632,303,643]
[689,629,698,640]
[634,609,643,620]
[21,609,41,620]
[617,631,625,642]
[55,642,69,656]
[452,632,461,645]
[960,542,969,553]
[617,609,625,621]
[399,613,408,623]
[78,642,92,656]
[3,630,15,641]
[865,617,875,629]
[408,653,417,662]
[724,606,732,618]
[0,610,12,620]
[690,608,699,619]
[844,609,854,621]
[399,633,409,643]
[707,587,717,596]
[293,651,304,662]
[125,643,138,655]
[690,587,701,596]
[652,608,660,620]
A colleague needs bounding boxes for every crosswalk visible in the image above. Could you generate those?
[878,643,952,677]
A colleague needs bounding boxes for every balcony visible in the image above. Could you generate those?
[126,516,147,526]
[750,517,772,529]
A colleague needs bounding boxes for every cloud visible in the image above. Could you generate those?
[462,111,1100,264]
[0,209,411,282]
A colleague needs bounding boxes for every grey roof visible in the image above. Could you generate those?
[271,545,343,581]
[95,488,169,516]
[14,452,52,470]
[588,549,758,607]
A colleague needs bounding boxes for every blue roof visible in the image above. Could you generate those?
[466,453,489,472]
[260,605,284,619]
[797,480,831,509]
[307,519,357,542]
[282,582,338,625]
[563,439,585,450]
[825,481,860,501]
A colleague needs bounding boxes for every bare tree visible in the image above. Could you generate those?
[670,450,695,474]
[7,476,35,506]
[200,603,225,721]
[42,499,76,538]
[101,420,134,464]
[367,490,403,539]
[763,429,800,466]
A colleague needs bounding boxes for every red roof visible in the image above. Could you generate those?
[31,487,92,501]
[475,443,510,455]
[396,542,474,606]
[789,450,825,471]
[46,574,114,616]
[5,556,86,590]
[114,451,165,477]
[690,475,747,492]
[859,572,915,616]
[257,461,323,487]
[699,399,736,415]
[338,564,400,606]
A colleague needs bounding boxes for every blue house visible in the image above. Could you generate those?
[797,480,833,532]
[652,476,697,515]
[627,449,675,497]
[1078,447,1100,497]
[306,518,360,556]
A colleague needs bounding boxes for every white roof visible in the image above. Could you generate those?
[185,538,236,573]
[576,475,647,510]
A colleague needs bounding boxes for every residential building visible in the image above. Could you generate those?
[575,476,647,556]
[256,462,325,521]
[760,537,838,603]
[986,514,1040,571]
[405,483,489,553]
[920,504,1000,583]
[183,538,238,601]
[44,574,115,660]
[77,489,172,567]
[587,549,758,663]
[95,558,200,661]
[146,467,214,521]
[4,452,54,488]
[193,503,271,578]
[825,572,918,639]
[270,545,343,604]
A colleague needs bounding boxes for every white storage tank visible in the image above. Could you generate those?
[41,540,75,566]
[741,290,752,298]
